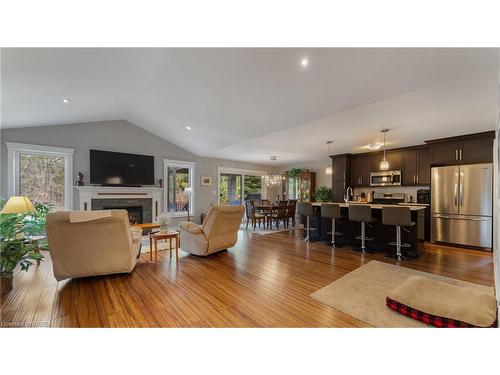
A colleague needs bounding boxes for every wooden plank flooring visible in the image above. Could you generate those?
[0,230,494,327]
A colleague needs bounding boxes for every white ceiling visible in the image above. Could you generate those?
[1,48,498,164]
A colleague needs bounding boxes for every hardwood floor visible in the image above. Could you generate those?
[0,230,494,327]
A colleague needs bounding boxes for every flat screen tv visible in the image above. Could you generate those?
[90,149,155,186]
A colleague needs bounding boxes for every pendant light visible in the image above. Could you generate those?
[264,156,282,186]
[325,140,333,175]
[380,129,390,171]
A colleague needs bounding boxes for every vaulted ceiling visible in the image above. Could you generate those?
[1,48,498,164]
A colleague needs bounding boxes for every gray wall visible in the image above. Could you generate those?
[0,120,272,223]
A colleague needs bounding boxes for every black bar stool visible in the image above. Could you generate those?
[296,201,317,242]
[382,206,414,261]
[320,203,343,248]
[348,205,376,254]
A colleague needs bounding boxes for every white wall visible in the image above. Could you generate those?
[282,158,332,189]
[494,138,499,306]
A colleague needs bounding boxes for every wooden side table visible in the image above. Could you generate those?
[148,231,179,262]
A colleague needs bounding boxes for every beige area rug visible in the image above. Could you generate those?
[310,260,494,328]
[240,223,303,235]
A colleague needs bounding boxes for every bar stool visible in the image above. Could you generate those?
[382,206,414,261]
[296,201,317,242]
[320,203,343,248]
[348,205,376,254]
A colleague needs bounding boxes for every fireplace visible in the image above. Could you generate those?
[104,205,143,224]
[92,198,153,223]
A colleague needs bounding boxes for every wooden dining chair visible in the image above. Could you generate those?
[268,200,289,230]
[286,199,297,227]
[245,200,266,230]
[260,199,270,206]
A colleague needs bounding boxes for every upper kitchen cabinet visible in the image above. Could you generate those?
[371,150,402,172]
[331,154,350,182]
[402,147,431,185]
[350,153,371,187]
[427,131,495,165]
[416,147,431,184]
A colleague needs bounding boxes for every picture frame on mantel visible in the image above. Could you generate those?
[201,176,212,186]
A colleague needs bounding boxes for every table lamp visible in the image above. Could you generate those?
[0,196,35,214]
[184,187,193,222]
[1,196,36,240]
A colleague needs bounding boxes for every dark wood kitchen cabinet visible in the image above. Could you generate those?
[350,153,371,187]
[402,149,417,185]
[402,147,431,186]
[416,147,431,184]
[428,131,494,165]
[331,154,350,202]
[371,150,402,172]
[459,137,493,163]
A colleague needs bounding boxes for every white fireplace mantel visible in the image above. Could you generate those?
[74,186,163,218]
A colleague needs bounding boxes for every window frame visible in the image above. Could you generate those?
[6,142,74,211]
[163,159,196,218]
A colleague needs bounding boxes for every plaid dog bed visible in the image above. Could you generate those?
[386,296,496,328]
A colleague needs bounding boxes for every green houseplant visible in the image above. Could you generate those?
[287,168,302,178]
[313,186,333,202]
[0,198,47,294]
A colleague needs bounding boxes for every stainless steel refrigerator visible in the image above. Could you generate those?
[431,163,492,249]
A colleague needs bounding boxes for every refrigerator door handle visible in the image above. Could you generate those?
[459,171,464,207]
[454,172,458,207]
[433,214,489,221]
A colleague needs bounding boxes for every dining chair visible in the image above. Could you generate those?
[268,200,288,230]
[286,199,297,227]
[245,200,266,230]
[260,199,270,206]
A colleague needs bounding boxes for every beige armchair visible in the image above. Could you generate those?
[180,205,244,256]
[46,210,142,281]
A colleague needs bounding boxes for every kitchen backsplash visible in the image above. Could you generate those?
[354,186,429,203]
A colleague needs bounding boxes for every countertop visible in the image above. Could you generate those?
[311,202,426,211]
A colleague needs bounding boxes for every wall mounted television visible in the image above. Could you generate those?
[90,149,155,186]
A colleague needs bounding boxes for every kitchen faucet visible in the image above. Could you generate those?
[344,186,353,203]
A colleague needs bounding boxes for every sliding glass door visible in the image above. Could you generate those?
[218,168,265,205]
[219,173,242,205]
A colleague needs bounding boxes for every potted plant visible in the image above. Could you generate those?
[287,168,302,178]
[0,198,45,294]
[313,186,333,202]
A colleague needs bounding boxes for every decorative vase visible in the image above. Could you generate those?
[158,213,170,233]
[1,277,13,295]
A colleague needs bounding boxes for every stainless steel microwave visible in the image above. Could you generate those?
[370,170,402,186]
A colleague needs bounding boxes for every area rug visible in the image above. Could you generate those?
[310,260,494,328]
[240,223,303,235]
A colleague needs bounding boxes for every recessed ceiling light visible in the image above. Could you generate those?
[62,98,70,103]
[300,57,309,67]
[185,126,192,130]
[367,143,382,151]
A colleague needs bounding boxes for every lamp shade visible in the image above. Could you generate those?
[0,196,36,214]
[184,187,194,196]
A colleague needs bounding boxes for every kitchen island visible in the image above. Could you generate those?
[306,202,426,258]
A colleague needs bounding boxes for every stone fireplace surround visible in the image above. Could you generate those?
[74,186,163,223]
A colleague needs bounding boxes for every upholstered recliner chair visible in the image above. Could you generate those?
[46,210,142,281]
[180,205,244,256]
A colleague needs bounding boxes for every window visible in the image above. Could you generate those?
[217,167,266,205]
[6,142,74,211]
[163,160,195,217]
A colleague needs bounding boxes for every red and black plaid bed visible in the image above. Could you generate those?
[386,296,495,328]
